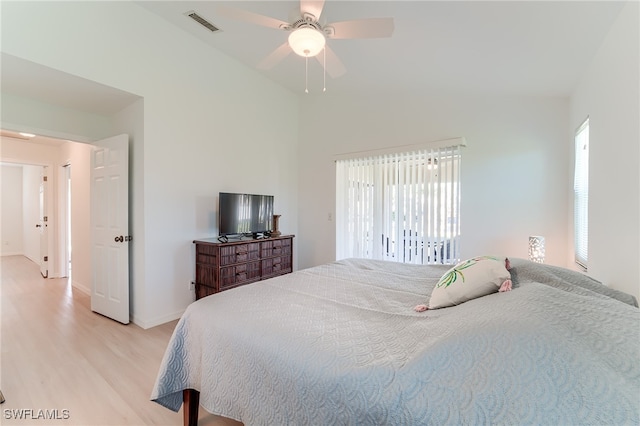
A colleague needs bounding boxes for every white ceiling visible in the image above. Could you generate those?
[1,54,141,116]
[137,0,626,96]
[0,0,627,145]
[0,129,66,147]
[1,53,141,146]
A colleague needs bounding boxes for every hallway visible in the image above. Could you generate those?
[0,255,235,425]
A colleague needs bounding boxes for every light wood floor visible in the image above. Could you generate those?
[1,255,241,426]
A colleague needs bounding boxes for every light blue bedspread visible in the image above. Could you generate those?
[152,258,640,425]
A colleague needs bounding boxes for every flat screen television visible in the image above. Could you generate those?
[218,192,274,238]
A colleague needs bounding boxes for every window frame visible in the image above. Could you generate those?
[573,117,589,270]
[335,143,463,265]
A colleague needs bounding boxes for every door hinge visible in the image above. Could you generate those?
[43,216,48,222]
[44,256,48,262]
[43,176,48,182]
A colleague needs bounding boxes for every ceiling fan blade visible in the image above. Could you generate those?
[300,0,325,21]
[258,42,292,70]
[326,17,394,39]
[216,5,289,30]
[315,45,346,78]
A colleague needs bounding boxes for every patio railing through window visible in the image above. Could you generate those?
[336,142,464,265]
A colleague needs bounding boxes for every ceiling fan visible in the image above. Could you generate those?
[217,0,394,82]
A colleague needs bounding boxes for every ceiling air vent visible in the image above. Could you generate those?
[185,11,220,33]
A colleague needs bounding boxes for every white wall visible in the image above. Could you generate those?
[1,138,60,272]
[570,1,640,300]
[1,93,113,142]
[2,94,143,307]
[1,164,24,256]
[5,0,635,327]
[0,92,119,279]
[1,1,300,328]
[0,163,45,262]
[298,93,570,270]
[1,135,99,295]
[22,164,41,263]
[58,141,93,294]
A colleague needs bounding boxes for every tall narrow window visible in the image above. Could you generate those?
[336,145,462,265]
[574,117,589,269]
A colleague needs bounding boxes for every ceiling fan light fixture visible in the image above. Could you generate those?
[288,27,326,57]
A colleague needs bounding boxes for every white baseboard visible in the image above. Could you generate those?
[72,280,91,296]
[70,282,183,329]
[1,251,24,257]
[132,309,185,330]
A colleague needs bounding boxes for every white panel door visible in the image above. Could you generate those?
[39,166,48,278]
[91,134,130,324]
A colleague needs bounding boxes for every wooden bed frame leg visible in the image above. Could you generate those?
[183,388,200,426]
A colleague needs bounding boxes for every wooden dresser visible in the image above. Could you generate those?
[193,235,294,300]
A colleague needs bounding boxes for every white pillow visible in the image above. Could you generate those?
[415,256,512,311]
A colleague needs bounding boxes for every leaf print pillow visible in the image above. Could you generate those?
[416,256,512,311]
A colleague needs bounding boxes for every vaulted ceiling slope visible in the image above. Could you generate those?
[1,54,141,116]
[0,0,628,128]
[137,1,626,96]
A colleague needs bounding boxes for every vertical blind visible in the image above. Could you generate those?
[574,118,589,269]
[336,146,462,265]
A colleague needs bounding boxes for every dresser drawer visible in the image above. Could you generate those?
[219,262,261,289]
[220,244,248,265]
[261,239,292,257]
[262,256,292,277]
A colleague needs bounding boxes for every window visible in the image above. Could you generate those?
[336,144,462,265]
[574,117,589,269]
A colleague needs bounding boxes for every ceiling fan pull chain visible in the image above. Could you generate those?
[323,47,326,92]
[305,56,309,94]
[216,3,393,93]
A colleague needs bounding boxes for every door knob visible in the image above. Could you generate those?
[36,224,42,228]
[115,236,124,243]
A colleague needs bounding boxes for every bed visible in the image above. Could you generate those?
[151,258,640,425]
